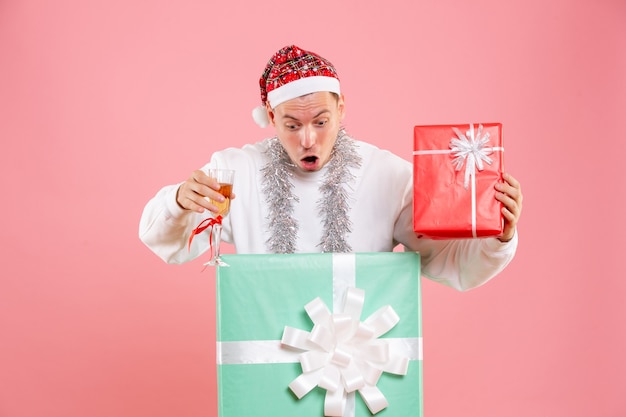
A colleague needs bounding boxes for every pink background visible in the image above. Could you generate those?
[1,0,625,416]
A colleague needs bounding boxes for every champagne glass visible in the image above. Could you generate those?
[204,168,235,267]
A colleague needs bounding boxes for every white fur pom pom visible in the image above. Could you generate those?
[252,105,270,128]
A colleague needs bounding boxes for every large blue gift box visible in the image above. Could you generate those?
[216,252,422,417]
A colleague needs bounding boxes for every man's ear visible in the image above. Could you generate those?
[338,93,346,121]
[266,103,276,126]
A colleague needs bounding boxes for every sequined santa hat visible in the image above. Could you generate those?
[252,45,341,128]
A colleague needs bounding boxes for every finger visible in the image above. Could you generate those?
[503,172,521,189]
[191,188,227,213]
[183,192,225,214]
[501,205,517,224]
[177,183,209,213]
[193,170,228,198]
[191,170,220,192]
[496,177,523,206]
[188,201,209,214]
[177,177,216,212]
[499,205,519,241]
[502,173,523,203]
[496,191,520,219]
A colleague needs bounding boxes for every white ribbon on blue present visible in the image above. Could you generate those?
[216,253,422,417]
[413,123,504,237]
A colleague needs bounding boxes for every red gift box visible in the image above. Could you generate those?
[413,123,504,239]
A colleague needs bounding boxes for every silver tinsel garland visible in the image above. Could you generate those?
[261,130,362,253]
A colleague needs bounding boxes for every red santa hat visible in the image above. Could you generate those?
[252,45,341,128]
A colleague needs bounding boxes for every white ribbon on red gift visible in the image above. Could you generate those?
[450,124,498,189]
[216,254,422,417]
[413,123,504,237]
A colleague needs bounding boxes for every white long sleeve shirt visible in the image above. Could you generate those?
[139,138,517,291]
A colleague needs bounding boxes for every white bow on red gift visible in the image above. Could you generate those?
[450,123,498,189]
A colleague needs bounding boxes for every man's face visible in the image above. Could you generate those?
[268,91,345,172]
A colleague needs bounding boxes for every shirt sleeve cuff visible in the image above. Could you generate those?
[163,183,190,222]
[483,229,518,252]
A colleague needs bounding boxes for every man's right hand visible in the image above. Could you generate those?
[176,170,234,214]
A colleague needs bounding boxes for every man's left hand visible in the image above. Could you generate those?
[495,172,523,242]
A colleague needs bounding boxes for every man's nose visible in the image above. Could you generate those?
[301,127,316,149]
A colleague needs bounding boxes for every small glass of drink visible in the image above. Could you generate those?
[204,168,234,267]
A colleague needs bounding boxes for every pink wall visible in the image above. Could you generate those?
[1,0,625,416]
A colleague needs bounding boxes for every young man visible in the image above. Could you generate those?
[139,45,522,291]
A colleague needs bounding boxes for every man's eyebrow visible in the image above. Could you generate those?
[282,110,331,121]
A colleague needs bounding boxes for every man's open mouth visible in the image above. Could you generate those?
[302,156,318,163]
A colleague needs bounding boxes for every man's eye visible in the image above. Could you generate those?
[316,120,328,126]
